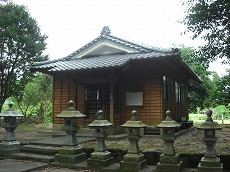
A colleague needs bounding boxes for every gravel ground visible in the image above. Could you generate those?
[34,166,97,172]
[0,123,229,171]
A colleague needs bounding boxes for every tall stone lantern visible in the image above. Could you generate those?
[197,109,223,172]
[155,110,182,172]
[55,100,86,164]
[0,102,23,156]
[87,110,114,169]
[120,110,147,171]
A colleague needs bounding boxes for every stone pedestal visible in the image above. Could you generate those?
[87,151,114,168]
[156,154,183,172]
[0,141,20,156]
[120,153,147,172]
[55,146,86,164]
[198,157,223,172]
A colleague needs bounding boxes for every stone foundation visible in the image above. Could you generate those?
[156,154,183,172]
[197,157,223,172]
[55,145,86,164]
[120,153,147,171]
[87,151,114,169]
[0,141,21,156]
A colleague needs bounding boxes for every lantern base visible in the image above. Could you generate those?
[0,141,21,156]
[120,153,147,171]
[156,154,183,172]
[87,151,114,169]
[55,145,86,164]
[198,157,223,172]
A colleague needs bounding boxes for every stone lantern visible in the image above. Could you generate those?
[0,102,23,156]
[197,109,223,172]
[155,110,182,172]
[55,100,86,164]
[87,110,114,169]
[120,110,147,171]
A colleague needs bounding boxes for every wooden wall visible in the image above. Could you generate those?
[51,57,190,126]
[162,58,189,121]
[52,72,84,125]
[119,59,164,125]
[120,79,163,125]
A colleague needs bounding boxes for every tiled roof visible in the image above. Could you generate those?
[62,26,172,60]
[32,51,177,72]
[31,26,200,83]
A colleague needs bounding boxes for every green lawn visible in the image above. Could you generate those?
[189,113,230,125]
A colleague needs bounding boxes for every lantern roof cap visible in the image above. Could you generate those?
[56,100,85,118]
[156,110,180,128]
[121,110,146,128]
[197,109,221,130]
[0,102,23,117]
[88,110,113,127]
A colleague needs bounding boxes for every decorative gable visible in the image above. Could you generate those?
[64,26,155,60]
[77,39,139,58]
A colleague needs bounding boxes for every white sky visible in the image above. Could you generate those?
[6,0,230,76]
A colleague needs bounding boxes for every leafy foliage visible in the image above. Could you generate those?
[179,46,212,112]
[182,0,230,63]
[220,69,230,106]
[179,46,230,114]
[0,2,47,111]
[12,73,53,123]
[213,105,230,119]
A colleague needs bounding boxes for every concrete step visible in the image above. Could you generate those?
[21,144,59,155]
[11,152,55,163]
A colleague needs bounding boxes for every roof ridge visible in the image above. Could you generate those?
[43,26,178,62]
[103,33,173,53]
[73,50,178,60]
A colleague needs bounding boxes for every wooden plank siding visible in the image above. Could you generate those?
[162,59,189,121]
[120,79,163,125]
[51,58,190,126]
[52,72,85,125]
[76,83,85,125]
[52,73,62,124]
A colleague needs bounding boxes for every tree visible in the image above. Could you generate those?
[219,69,230,106]
[0,2,47,111]
[12,73,52,123]
[179,46,212,112]
[182,0,230,63]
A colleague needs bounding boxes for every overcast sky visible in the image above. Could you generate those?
[6,0,229,76]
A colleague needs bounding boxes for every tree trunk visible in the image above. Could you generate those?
[0,98,6,113]
[0,103,2,113]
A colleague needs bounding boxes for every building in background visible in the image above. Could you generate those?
[31,26,200,130]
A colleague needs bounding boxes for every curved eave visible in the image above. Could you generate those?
[31,51,177,73]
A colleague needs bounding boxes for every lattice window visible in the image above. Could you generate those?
[85,84,110,119]
[114,83,120,115]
